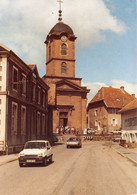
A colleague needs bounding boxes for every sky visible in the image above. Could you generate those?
[0,0,136,103]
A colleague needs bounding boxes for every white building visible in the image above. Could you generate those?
[120,98,137,143]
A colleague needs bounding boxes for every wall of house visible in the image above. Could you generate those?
[108,113,121,132]
[0,52,51,154]
[121,110,137,143]
[88,105,108,133]
[121,110,137,131]
[88,103,121,133]
[0,57,7,151]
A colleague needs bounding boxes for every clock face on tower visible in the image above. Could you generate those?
[61,36,67,42]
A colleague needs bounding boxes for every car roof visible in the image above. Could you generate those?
[26,140,49,143]
[69,137,80,139]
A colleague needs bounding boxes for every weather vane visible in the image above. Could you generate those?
[57,0,63,22]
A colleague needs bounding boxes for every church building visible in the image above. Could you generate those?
[43,6,89,133]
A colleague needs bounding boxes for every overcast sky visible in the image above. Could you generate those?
[0,0,136,103]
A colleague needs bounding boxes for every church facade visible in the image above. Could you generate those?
[43,21,89,134]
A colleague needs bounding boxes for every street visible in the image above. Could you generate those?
[0,141,136,195]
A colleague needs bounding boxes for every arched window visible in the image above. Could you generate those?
[49,45,51,58]
[61,44,67,55]
[61,62,67,74]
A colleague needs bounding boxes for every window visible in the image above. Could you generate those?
[0,66,2,71]
[0,76,2,81]
[42,90,45,107]
[22,74,27,96]
[32,83,36,101]
[37,112,41,136]
[22,74,27,95]
[95,120,98,126]
[21,106,26,135]
[0,86,2,91]
[94,109,98,116]
[111,118,117,126]
[49,45,51,58]
[61,62,67,74]
[11,102,18,135]
[125,117,137,127]
[13,67,18,90]
[61,44,67,55]
[38,86,41,104]
[42,114,46,136]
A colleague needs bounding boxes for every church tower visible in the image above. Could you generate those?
[43,1,89,133]
[45,4,76,78]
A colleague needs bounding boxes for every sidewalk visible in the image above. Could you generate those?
[112,142,137,165]
[0,153,18,166]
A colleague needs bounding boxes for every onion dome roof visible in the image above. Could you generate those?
[49,22,74,35]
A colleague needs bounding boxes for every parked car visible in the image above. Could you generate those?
[18,140,53,167]
[112,137,121,142]
[66,137,82,148]
[87,128,96,134]
[83,128,96,135]
[52,133,58,142]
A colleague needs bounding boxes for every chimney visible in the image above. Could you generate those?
[120,86,124,93]
[132,94,135,98]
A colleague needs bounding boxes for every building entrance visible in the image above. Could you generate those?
[59,112,68,128]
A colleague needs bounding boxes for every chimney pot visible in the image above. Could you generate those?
[120,86,124,92]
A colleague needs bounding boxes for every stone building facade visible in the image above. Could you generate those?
[43,22,89,134]
[87,86,135,133]
[0,43,52,154]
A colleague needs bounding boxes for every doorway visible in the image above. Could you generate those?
[59,112,68,128]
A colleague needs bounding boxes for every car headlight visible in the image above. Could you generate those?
[38,153,43,157]
[20,153,24,157]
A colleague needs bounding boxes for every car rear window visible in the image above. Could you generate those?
[69,138,79,141]
[24,142,46,149]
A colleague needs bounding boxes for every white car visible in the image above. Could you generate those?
[66,137,82,148]
[18,140,53,167]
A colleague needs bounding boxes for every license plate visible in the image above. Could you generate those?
[26,160,35,163]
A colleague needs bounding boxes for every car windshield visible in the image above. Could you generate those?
[24,142,46,149]
[69,138,79,141]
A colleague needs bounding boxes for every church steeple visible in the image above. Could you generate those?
[57,0,63,22]
[45,1,77,78]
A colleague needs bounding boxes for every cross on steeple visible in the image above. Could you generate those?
[57,0,63,22]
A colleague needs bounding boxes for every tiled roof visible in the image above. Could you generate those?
[89,86,135,108]
[28,64,35,70]
[120,98,137,112]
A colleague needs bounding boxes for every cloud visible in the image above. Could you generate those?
[83,80,137,104]
[0,0,127,73]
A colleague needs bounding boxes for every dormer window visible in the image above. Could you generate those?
[61,44,67,55]
[61,62,67,74]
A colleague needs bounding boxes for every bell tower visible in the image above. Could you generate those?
[45,1,77,78]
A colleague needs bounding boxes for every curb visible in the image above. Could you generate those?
[0,157,18,166]
[112,147,137,166]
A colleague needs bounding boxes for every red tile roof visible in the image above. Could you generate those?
[89,86,135,108]
[120,98,137,112]
[27,64,35,70]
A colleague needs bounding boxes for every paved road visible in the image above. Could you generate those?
[0,141,136,195]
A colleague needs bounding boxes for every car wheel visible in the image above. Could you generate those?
[49,156,53,163]
[19,163,23,167]
[67,145,69,148]
[43,157,47,166]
